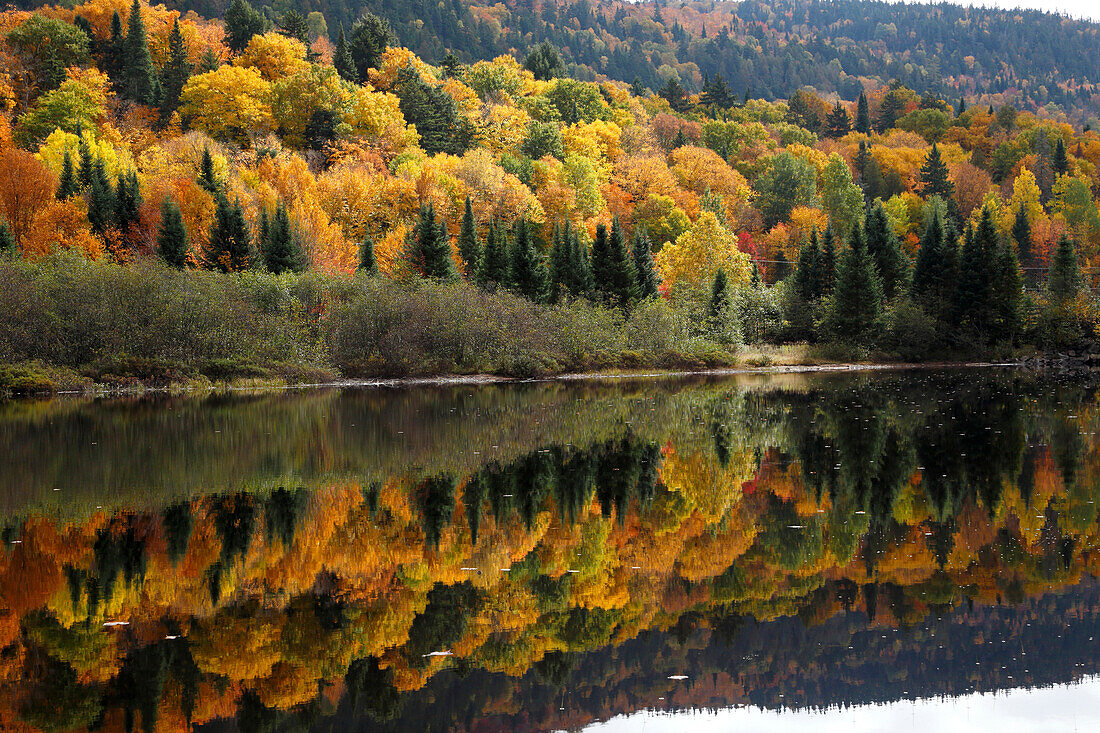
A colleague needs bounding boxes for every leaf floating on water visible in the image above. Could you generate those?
[668,675,689,680]
[422,650,453,657]
[102,621,129,627]
[787,525,805,529]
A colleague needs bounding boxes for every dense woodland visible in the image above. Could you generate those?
[3,373,1100,729]
[1,0,1100,381]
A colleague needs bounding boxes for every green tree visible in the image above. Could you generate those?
[478,220,510,287]
[223,0,265,55]
[910,203,957,322]
[393,68,473,156]
[57,148,77,199]
[824,101,851,138]
[204,195,252,272]
[509,218,549,302]
[632,227,660,299]
[198,146,219,194]
[521,121,564,160]
[159,19,192,120]
[358,233,377,274]
[333,25,357,83]
[1053,137,1069,176]
[349,13,395,80]
[1048,234,1080,304]
[0,221,14,256]
[121,0,160,105]
[752,151,818,228]
[793,228,823,301]
[457,196,480,274]
[524,41,564,81]
[157,198,189,268]
[592,218,638,308]
[824,224,883,342]
[864,200,909,299]
[875,88,907,132]
[279,10,310,45]
[855,92,871,135]
[990,237,1022,342]
[104,11,124,80]
[262,201,304,274]
[6,14,89,94]
[952,208,998,334]
[409,203,456,281]
[114,169,142,239]
[820,224,837,293]
[917,143,955,200]
[820,153,864,238]
[86,160,115,236]
[707,268,733,335]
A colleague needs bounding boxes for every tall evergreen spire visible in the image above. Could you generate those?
[824,224,883,342]
[631,227,660,299]
[204,195,252,272]
[122,0,160,105]
[409,203,456,280]
[262,201,305,274]
[159,19,192,121]
[855,91,871,135]
[863,200,909,299]
[358,232,378,275]
[57,148,77,199]
[592,218,638,307]
[157,198,189,268]
[478,219,510,287]
[457,196,480,275]
[334,24,357,83]
[509,218,549,302]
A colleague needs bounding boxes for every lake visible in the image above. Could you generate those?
[2,368,1100,732]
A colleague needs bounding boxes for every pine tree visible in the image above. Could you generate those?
[793,229,823,301]
[262,201,304,274]
[509,218,549,302]
[358,233,378,275]
[631,227,660,299]
[204,195,252,272]
[122,0,160,105]
[1012,206,1032,266]
[409,204,456,280]
[820,225,837,293]
[911,205,957,322]
[57,148,77,199]
[0,220,14,256]
[1053,137,1069,176]
[114,169,142,239]
[198,146,219,194]
[457,196,480,275]
[917,143,955,200]
[224,0,265,54]
[1048,234,1080,304]
[824,224,883,342]
[953,208,998,334]
[855,92,871,135]
[77,135,93,190]
[990,238,1022,342]
[864,200,909,299]
[566,227,594,297]
[87,160,115,236]
[157,198,189,268]
[104,11,125,81]
[549,223,569,302]
[592,218,638,307]
[333,25,357,83]
[159,19,191,121]
[707,268,732,333]
[957,97,966,115]
[824,101,851,138]
[478,220,510,287]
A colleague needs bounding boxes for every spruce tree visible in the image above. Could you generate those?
[114,170,142,241]
[707,268,732,333]
[104,11,125,81]
[358,233,377,275]
[204,195,252,272]
[224,0,265,54]
[157,198,189,268]
[262,201,304,274]
[824,224,883,342]
[631,227,660,299]
[122,0,160,105]
[855,91,871,135]
[159,19,191,121]
[1053,137,1069,176]
[911,204,957,322]
[0,220,13,256]
[77,135,94,190]
[509,218,549,302]
[409,204,456,280]
[820,225,837,293]
[864,200,909,299]
[953,208,998,334]
[57,148,77,199]
[824,101,851,139]
[917,143,955,200]
[592,218,638,307]
[549,223,569,302]
[333,25,357,83]
[198,146,219,194]
[990,238,1022,342]
[478,220,510,287]
[87,160,115,236]
[457,196,480,275]
[793,229,823,301]
[566,227,594,297]
[1048,234,1080,304]
[1012,206,1032,266]
[957,97,966,115]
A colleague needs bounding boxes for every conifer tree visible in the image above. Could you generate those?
[262,201,304,274]
[509,218,549,302]
[917,143,955,200]
[990,237,1022,342]
[114,170,142,241]
[224,0,265,54]
[104,11,124,80]
[204,195,252,272]
[911,204,957,322]
[333,25,357,83]
[0,221,14,256]
[855,91,871,135]
[157,198,189,268]
[549,223,569,302]
[566,227,594,297]
[159,19,191,121]
[457,196,480,275]
[409,204,456,280]
[953,208,998,333]
[631,227,660,299]
[793,229,823,301]
[864,200,909,299]
[478,220,510,287]
[1012,206,1032,266]
[122,0,160,105]
[57,148,77,199]
[358,233,377,275]
[707,268,732,334]
[820,224,837,293]
[1048,234,1080,304]
[87,160,115,235]
[957,97,966,115]
[198,146,219,194]
[592,218,638,307]
[1053,137,1069,176]
[77,135,94,190]
[824,101,851,138]
[772,250,791,282]
[824,224,883,342]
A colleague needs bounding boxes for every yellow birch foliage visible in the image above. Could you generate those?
[179,66,274,144]
[655,211,752,291]
[234,33,310,82]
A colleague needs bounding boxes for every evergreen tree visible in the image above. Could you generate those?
[0,220,14,256]
[820,225,837,293]
[121,0,160,105]
[349,13,395,81]
[87,160,115,236]
[793,229,823,301]
[864,200,909,299]
[911,203,958,322]
[1012,206,1032,266]
[114,169,142,237]
[478,220,510,287]
[77,134,93,190]
[1053,137,1069,176]
[917,143,955,200]
[631,227,660,299]
[509,218,549,302]
[157,198,189,268]
[875,89,905,132]
[772,250,791,282]
[1048,234,1081,304]
[957,97,966,115]
[198,146,219,194]
[358,233,377,275]
[278,10,310,45]
[855,91,871,135]
[990,237,1022,342]
[457,196,480,275]
[953,208,998,334]
[104,11,125,81]
[824,224,883,342]
[707,268,732,333]
[333,25,357,83]
[57,148,77,199]
[204,195,252,272]
[159,19,191,121]
[409,203,456,280]
[224,0,265,54]
[824,101,851,138]
[393,67,473,156]
[592,218,638,307]
[565,227,594,297]
[549,223,569,302]
[262,201,304,274]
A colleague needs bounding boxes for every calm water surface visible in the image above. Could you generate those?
[2,369,1100,731]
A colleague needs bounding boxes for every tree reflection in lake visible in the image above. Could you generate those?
[2,369,1100,732]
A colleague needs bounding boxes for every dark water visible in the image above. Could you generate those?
[3,368,1100,732]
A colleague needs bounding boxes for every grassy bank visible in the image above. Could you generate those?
[0,254,750,394]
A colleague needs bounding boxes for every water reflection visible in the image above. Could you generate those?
[1,369,1100,732]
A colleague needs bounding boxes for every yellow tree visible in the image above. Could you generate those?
[234,33,310,82]
[179,66,274,144]
[656,211,752,292]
